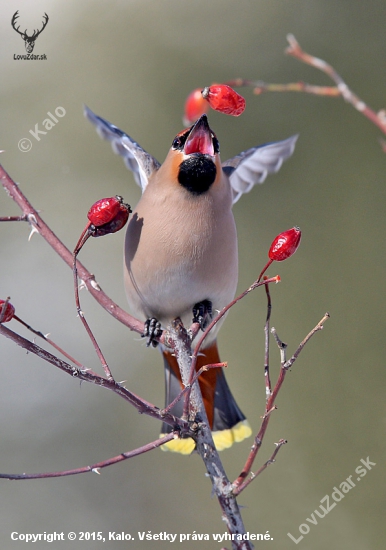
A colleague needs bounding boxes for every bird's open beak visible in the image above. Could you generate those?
[184,115,215,156]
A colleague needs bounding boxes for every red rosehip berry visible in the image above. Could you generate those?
[74,196,132,255]
[89,196,131,237]
[0,299,15,323]
[87,196,125,227]
[202,84,246,117]
[183,88,210,126]
[258,227,301,282]
[91,206,130,237]
[268,227,301,262]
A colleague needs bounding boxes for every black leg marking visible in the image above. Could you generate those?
[143,317,162,347]
[192,300,213,331]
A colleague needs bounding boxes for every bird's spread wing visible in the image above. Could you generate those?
[84,106,160,193]
[222,135,298,204]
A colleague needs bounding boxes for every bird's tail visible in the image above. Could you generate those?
[161,340,251,454]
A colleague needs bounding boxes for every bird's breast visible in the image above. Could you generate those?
[124,180,238,331]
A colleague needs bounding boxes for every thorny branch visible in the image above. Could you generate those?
[228,34,386,147]
[0,434,176,480]
[13,313,87,370]
[285,35,386,138]
[73,250,115,381]
[164,320,253,550]
[0,322,186,434]
[232,313,330,495]
[183,275,280,419]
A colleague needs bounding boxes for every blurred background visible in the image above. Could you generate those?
[1,1,385,548]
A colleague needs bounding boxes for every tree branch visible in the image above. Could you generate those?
[285,34,386,135]
[226,35,386,144]
[165,322,253,550]
[183,276,280,417]
[0,164,145,336]
[0,322,186,432]
[0,434,175,480]
[232,313,330,495]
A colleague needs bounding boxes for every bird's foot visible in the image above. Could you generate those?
[143,317,163,347]
[192,300,213,331]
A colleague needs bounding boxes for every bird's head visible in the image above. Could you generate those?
[159,114,222,196]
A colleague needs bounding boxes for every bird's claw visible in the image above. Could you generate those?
[143,317,163,347]
[192,300,213,331]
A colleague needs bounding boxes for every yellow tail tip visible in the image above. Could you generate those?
[160,420,252,455]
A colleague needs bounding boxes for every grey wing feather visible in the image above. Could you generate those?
[222,135,298,204]
[84,106,160,193]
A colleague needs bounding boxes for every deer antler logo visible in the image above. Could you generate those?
[11,11,49,54]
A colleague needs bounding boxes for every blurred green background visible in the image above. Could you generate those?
[1,1,385,549]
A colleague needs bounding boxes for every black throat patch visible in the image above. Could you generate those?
[178,155,217,195]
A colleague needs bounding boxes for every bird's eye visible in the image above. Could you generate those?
[172,137,182,149]
[172,131,188,150]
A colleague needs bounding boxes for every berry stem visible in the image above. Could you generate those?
[258,259,273,282]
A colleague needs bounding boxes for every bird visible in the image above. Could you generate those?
[85,106,298,454]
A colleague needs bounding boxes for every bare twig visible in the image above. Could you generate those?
[73,250,114,380]
[183,276,280,418]
[225,77,340,97]
[13,314,86,371]
[263,280,272,400]
[226,35,386,142]
[0,322,187,433]
[253,81,340,97]
[232,313,330,495]
[0,215,29,222]
[285,34,386,137]
[234,439,288,493]
[282,312,330,370]
[0,434,176,480]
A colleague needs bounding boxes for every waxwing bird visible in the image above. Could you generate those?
[85,106,298,454]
